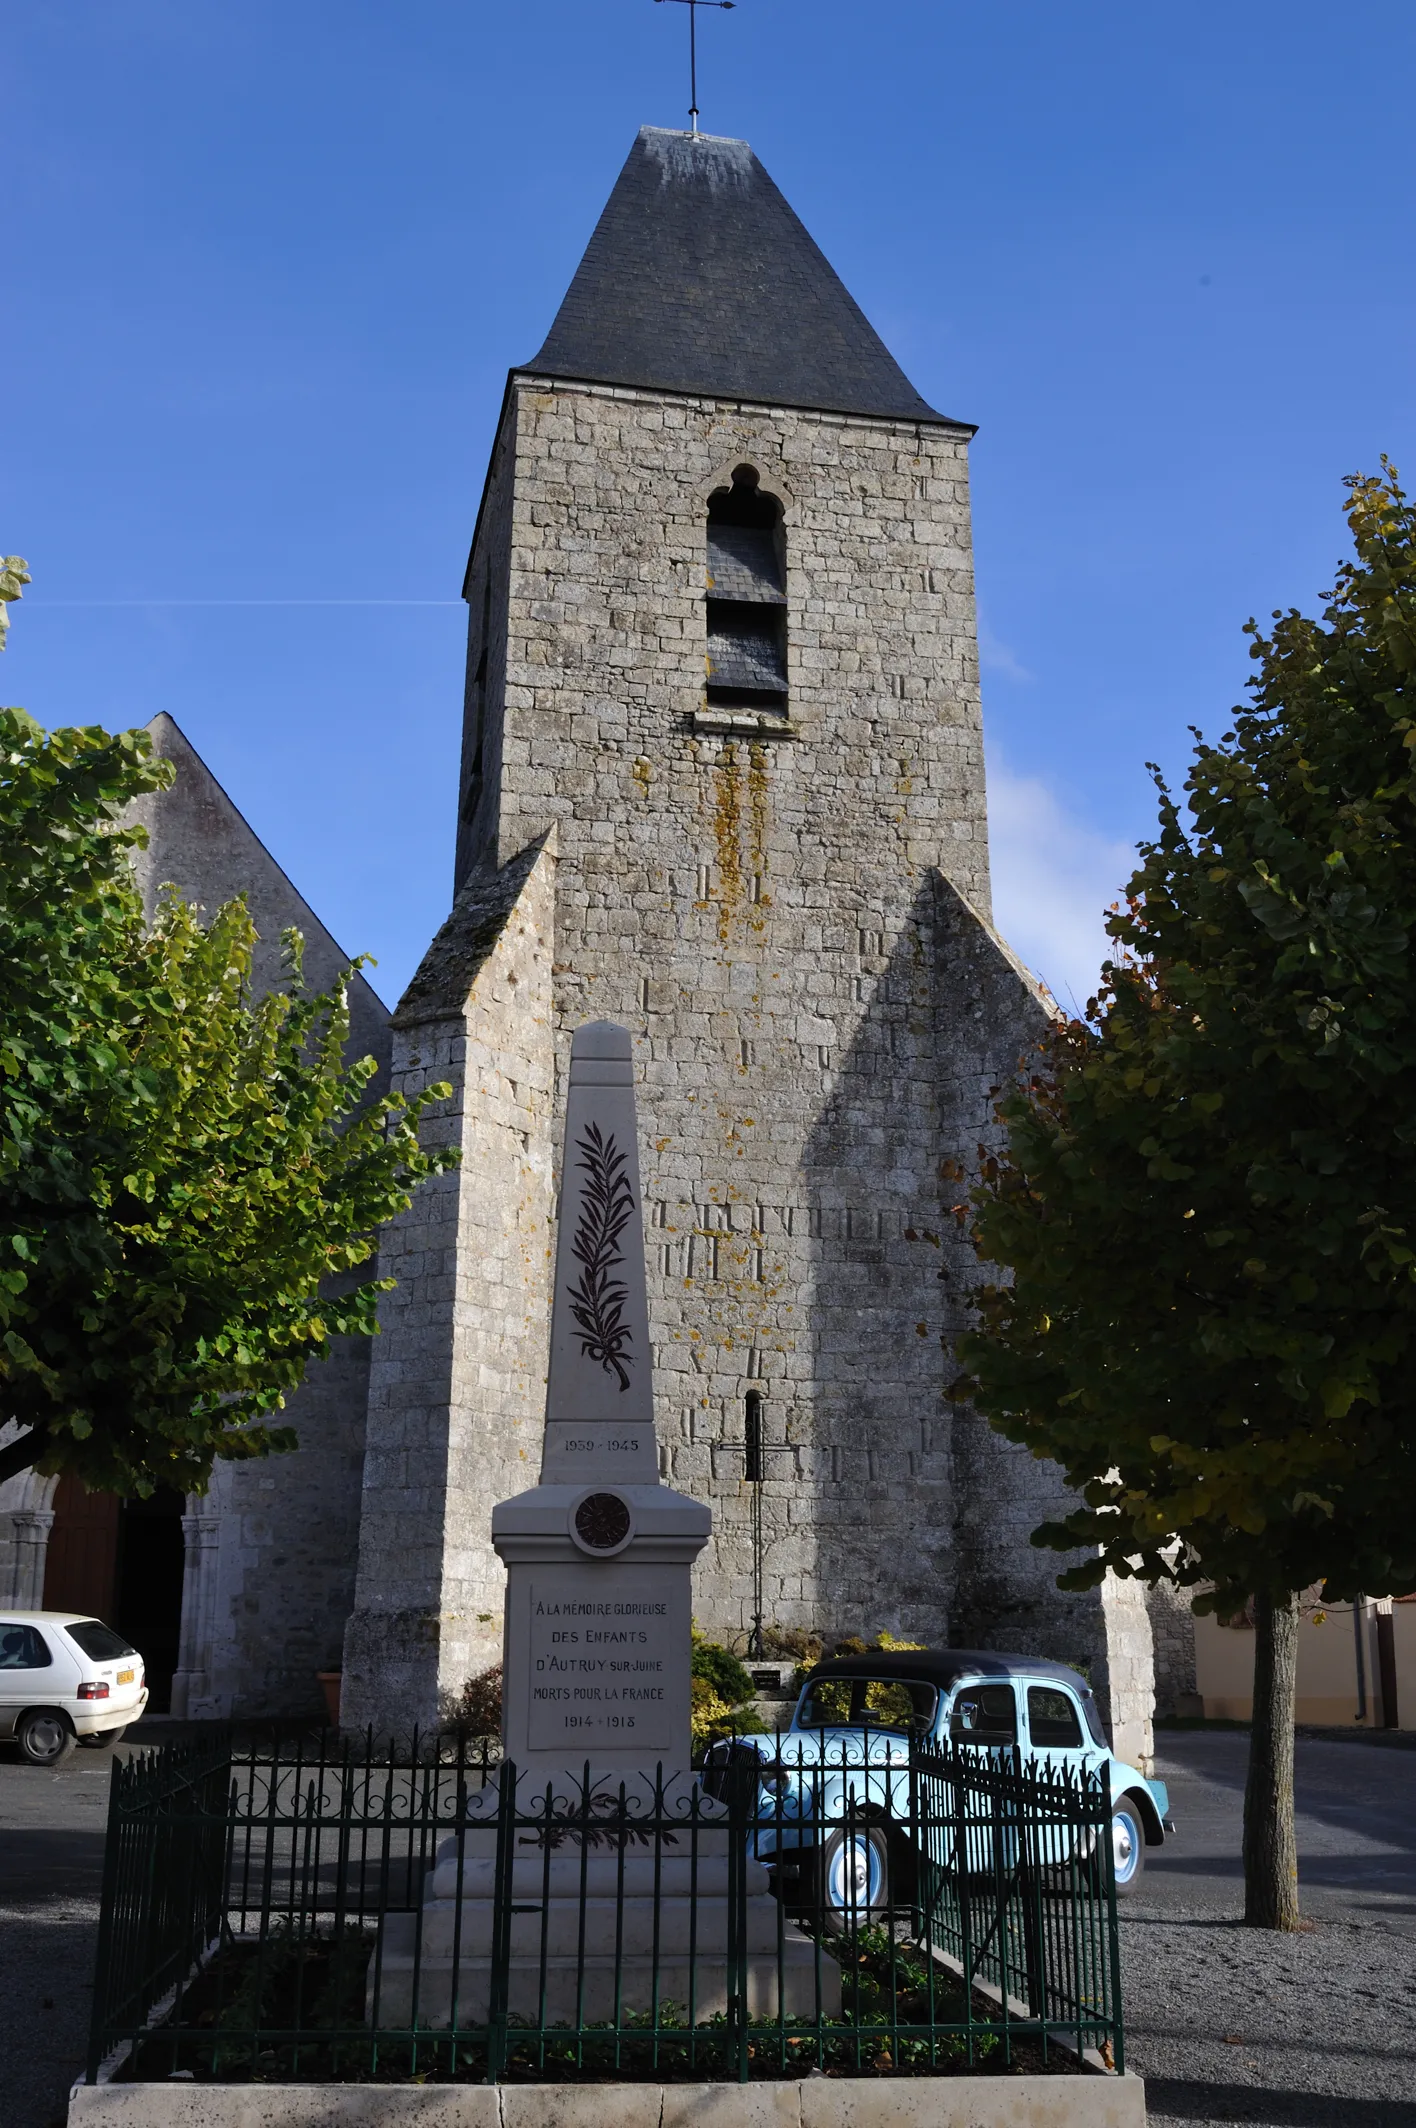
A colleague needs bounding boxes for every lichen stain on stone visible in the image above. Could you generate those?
[711,742,744,941]
[632,756,652,798]
[747,742,773,931]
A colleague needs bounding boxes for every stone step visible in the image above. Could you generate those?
[439,1821,737,1862]
[371,1914,839,2027]
[414,1893,792,1959]
[426,1851,761,1900]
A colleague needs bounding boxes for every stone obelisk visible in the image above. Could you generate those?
[376,1023,837,2026]
[492,1019,710,1782]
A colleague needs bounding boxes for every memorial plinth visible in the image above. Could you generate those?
[376,1022,837,2025]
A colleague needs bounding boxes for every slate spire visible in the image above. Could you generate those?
[523,127,957,426]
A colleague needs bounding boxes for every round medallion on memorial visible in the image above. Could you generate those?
[570,1489,634,1556]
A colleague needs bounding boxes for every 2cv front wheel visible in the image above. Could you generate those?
[818,1821,895,1934]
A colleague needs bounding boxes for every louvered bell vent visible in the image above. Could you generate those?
[705,470,788,715]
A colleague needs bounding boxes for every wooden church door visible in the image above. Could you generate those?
[43,1478,187,1711]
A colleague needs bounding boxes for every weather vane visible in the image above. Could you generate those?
[654,0,735,138]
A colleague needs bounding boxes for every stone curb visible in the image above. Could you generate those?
[70,2074,1146,2127]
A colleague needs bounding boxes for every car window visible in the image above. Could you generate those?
[1078,1688,1110,1750]
[0,1624,53,1670]
[1027,1685,1083,1748]
[796,1674,938,1733]
[797,1677,854,1726]
[65,1621,136,1663]
[949,1682,1016,1744]
[854,1678,937,1733]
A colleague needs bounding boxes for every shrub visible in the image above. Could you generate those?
[690,1628,765,1751]
[443,1663,502,1737]
[691,1631,756,1707]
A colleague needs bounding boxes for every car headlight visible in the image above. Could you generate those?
[759,1768,791,1795]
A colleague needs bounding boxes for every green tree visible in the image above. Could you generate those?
[955,468,1416,1929]
[0,557,30,650]
[0,686,457,1497]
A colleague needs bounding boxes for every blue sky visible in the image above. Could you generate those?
[7,1,1414,1012]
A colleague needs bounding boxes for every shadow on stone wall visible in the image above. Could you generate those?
[796,867,1119,1689]
[794,873,970,1648]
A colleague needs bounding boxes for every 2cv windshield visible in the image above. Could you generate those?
[797,1674,939,1734]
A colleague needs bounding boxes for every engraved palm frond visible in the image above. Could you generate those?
[566,1122,636,1391]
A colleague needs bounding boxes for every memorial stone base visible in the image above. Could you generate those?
[373,1813,837,2027]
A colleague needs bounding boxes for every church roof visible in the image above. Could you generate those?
[522,127,962,428]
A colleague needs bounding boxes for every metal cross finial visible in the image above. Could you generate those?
[654,0,736,138]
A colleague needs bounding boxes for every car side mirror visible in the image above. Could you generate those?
[955,1698,978,1731]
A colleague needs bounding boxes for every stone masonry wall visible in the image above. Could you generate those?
[422,376,1037,1672]
[487,378,987,1653]
[185,1324,372,1718]
[342,839,557,1732]
[357,371,1155,1754]
[1147,1580,1200,1717]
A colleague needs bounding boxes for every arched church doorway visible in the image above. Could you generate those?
[41,1475,120,1623]
[43,1479,187,1712]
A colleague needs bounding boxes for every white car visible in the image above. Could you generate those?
[0,1611,149,1765]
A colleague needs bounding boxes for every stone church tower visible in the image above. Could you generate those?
[341,127,1153,1761]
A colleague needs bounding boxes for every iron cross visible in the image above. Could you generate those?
[654,0,735,137]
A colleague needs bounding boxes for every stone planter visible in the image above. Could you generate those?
[70,2074,1148,2126]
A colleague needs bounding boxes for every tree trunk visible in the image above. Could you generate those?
[1242,1589,1301,1929]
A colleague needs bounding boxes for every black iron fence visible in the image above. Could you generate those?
[86,1727,1124,2087]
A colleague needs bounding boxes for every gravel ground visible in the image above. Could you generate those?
[1121,1903,1416,2126]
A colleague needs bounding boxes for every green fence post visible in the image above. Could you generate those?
[84,1752,128,2083]
[486,1762,517,2085]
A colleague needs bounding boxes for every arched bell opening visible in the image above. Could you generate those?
[705,464,788,714]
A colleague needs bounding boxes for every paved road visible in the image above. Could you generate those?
[1122,1729,1416,2127]
[1141,1727,1416,1931]
[0,1738,118,2128]
[1,1726,1413,2128]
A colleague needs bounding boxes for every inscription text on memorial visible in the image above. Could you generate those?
[526,1568,679,1752]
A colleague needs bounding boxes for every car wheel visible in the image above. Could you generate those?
[1109,1796,1147,1895]
[16,1709,76,1767]
[819,1822,893,1934]
[78,1726,127,1748]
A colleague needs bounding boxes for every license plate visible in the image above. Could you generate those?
[117,1669,134,1685]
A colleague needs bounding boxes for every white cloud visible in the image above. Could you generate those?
[978,628,1034,684]
[986,760,1137,1016]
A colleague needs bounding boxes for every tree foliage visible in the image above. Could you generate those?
[0,705,457,1496]
[0,557,29,651]
[956,468,1416,1618]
